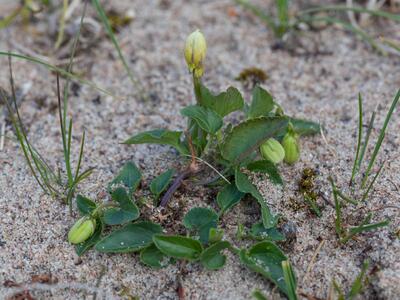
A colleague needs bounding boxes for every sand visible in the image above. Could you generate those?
[0,0,399,299]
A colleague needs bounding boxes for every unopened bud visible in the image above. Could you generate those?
[184,30,207,77]
[282,132,300,164]
[260,138,285,164]
[68,217,96,244]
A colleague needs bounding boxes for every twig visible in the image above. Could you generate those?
[302,240,325,285]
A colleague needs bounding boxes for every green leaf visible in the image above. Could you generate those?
[198,84,244,117]
[153,235,203,261]
[75,218,103,256]
[216,183,245,214]
[222,117,289,163]
[76,195,97,216]
[252,289,269,300]
[102,188,139,225]
[123,129,188,155]
[183,207,219,244]
[150,169,175,200]
[240,241,289,297]
[200,241,230,270]
[247,160,284,186]
[108,161,142,194]
[95,221,162,253]
[287,118,321,137]
[348,260,369,299]
[248,86,275,119]
[181,105,223,134]
[235,168,278,229]
[282,260,298,300]
[250,222,285,241]
[140,244,170,269]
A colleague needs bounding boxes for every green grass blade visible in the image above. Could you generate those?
[357,110,375,170]
[350,94,363,185]
[0,51,114,97]
[362,162,385,201]
[329,177,343,237]
[362,89,400,187]
[91,0,145,99]
[54,0,68,50]
[282,260,298,300]
[0,6,22,29]
[348,260,369,299]
[276,0,290,37]
[235,0,276,32]
[74,130,86,181]
[298,5,400,22]
[295,15,384,54]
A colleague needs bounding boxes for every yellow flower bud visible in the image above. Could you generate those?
[184,30,207,77]
[282,133,300,164]
[260,138,285,164]
[68,217,96,244]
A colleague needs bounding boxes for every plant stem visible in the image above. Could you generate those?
[159,169,192,207]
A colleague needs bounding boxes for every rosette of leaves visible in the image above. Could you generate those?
[124,79,320,228]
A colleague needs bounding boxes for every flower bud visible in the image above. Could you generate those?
[260,138,285,164]
[184,30,207,77]
[282,132,300,164]
[68,217,96,244]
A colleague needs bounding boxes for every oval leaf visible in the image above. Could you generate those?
[248,86,275,119]
[153,235,203,261]
[200,241,230,270]
[240,241,289,297]
[108,161,142,194]
[217,183,245,214]
[76,195,97,216]
[247,160,283,186]
[95,221,162,253]
[140,244,170,269]
[181,105,223,134]
[250,222,285,241]
[123,129,188,155]
[183,207,219,244]
[222,117,288,163]
[150,169,175,200]
[103,187,139,225]
[235,168,278,229]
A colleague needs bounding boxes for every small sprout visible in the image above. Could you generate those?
[282,130,300,164]
[184,29,207,77]
[68,217,96,244]
[260,138,285,164]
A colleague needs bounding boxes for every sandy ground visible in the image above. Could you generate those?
[0,0,399,299]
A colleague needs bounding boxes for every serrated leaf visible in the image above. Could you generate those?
[95,221,162,253]
[150,169,175,200]
[103,188,139,225]
[140,244,170,269]
[108,161,142,194]
[250,222,286,241]
[76,195,97,216]
[240,241,289,297]
[183,207,219,244]
[247,160,284,186]
[235,168,278,229]
[222,117,288,163]
[75,218,103,256]
[200,241,230,270]
[198,84,244,117]
[123,129,188,155]
[153,235,203,261]
[248,86,275,119]
[216,183,245,214]
[181,105,223,134]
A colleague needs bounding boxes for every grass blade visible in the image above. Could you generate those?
[350,94,363,186]
[348,260,369,299]
[329,177,343,237]
[362,162,385,201]
[362,90,400,187]
[298,5,400,22]
[235,0,276,31]
[357,110,375,170]
[91,0,145,99]
[282,260,298,300]
[0,51,114,97]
